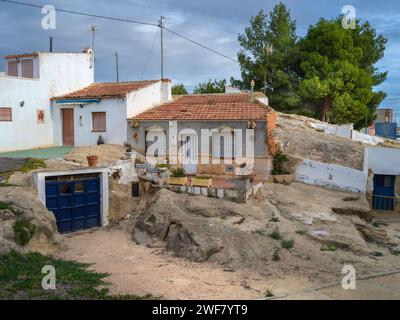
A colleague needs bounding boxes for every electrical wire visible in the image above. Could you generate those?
[0,0,238,63]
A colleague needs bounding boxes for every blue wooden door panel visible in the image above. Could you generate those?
[372,174,395,210]
[45,176,101,233]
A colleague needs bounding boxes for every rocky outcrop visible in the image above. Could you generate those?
[131,189,276,269]
[0,185,64,255]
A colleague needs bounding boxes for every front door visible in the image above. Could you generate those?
[62,108,74,146]
[180,134,198,174]
[372,174,396,210]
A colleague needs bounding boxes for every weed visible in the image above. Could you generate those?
[270,216,280,223]
[296,230,306,235]
[19,158,46,173]
[265,289,274,297]
[281,239,294,250]
[272,247,280,261]
[371,251,383,257]
[13,220,36,246]
[270,228,281,240]
[321,243,337,252]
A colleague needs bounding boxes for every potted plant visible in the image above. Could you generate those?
[155,163,169,172]
[87,154,99,167]
[167,167,187,186]
[124,142,136,159]
[191,175,213,188]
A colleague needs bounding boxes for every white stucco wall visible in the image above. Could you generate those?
[365,146,400,175]
[311,122,353,139]
[352,130,384,146]
[0,52,93,152]
[126,80,172,118]
[52,98,128,146]
[296,158,367,193]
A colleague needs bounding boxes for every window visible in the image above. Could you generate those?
[92,112,106,132]
[21,59,33,78]
[0,108,12,121]
[212,130,235,159]
[7,61,18,77]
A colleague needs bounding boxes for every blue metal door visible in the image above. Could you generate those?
[372,174,395,211]
[45,175,101,233]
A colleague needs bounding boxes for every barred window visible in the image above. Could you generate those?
[0,108,12,121]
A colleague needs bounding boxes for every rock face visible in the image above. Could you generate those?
[0,163,65,255]
[276,113,365,170]
[132,189,276,270]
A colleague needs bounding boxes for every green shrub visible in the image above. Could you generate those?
[13,220,36,246]
[272,151,290,175]
[19,158,46,173]
[270,228,281,240]
[281,239,294,250]
[170,167,186,177]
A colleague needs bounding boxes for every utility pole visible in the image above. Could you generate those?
[49,37,53,52]
[115,51,119,82]
[90,25,97,69]
[159,16,165,80]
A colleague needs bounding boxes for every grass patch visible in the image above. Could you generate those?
[0,251,155,300]
[18,158,46,173]
[296,230,306,235]
[269,217,280,223]
[321,243,337,252]
[270,228,281,240]
[389,248,400,256]
[281,239,295,250]
[13,220,36,246]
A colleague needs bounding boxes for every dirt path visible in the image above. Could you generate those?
[59,227,313,300]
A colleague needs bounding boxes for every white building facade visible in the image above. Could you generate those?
[0,50,94,152]
[0,49,172,151]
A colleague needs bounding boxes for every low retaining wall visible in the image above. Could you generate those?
[295,159,367,193]
[165,185,244,203]
[352,130,384,145]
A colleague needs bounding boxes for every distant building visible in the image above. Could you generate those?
[374,108,397,139]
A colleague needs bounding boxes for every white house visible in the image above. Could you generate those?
[51,79,172,146]
[0,48,172,151]
[0,49,94,152]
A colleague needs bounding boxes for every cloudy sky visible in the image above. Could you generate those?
[0,0,399,107]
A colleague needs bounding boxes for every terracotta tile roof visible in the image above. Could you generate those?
[5,52,39,59]
[53,80,170,100]
[131,93,270,121]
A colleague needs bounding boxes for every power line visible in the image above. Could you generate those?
[164,27,238,63]
[0,0,238,63]
[0,0,158,26]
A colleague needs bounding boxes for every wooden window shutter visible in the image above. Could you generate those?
[0,108,12,121]
[92,112,106,132]
[21,60,34,78]
[7,61,18,77]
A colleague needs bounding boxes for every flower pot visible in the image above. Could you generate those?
[167,176,188,186]
[87,156,99,167]
[191,177,213,188]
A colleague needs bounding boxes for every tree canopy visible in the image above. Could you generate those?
[193,79,227,94]
[171,83,188,95]
[237,2,388,129]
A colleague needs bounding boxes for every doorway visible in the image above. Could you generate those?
[180,133,198,174]
[62,108,74,146]
[372,174,396,211]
